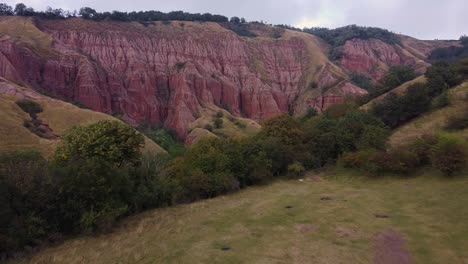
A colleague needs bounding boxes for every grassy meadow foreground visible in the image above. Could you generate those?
[11,170,468,264]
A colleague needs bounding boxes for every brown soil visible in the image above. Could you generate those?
[373,229,413,264]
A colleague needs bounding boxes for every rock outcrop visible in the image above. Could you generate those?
[0,17,445,139]
[339,37,458,80]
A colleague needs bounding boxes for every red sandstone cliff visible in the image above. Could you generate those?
[339,37,458,80]
[0,17,448,139]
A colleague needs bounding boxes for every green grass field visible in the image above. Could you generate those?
[11,169,468,264]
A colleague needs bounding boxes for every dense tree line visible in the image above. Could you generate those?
[304,25,400,47]
[429,36,468,62]
[371,60,468,128]
[0,2,230,22]
[355,65,417,104]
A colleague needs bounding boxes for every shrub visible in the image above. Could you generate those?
[55,120,144,166]
[216,111,224,118]
[234,121,246,129]
[287,162,305,178]
[430,136,467,176]
[204,124,213,131]
[257,114,303,145]
[0,151,49,254]
[431,90,450,109]
[340,149,377,170]
[213,118,224,129]
[15,99,43,116]
[375,147,420,174]
[48,158,132,233]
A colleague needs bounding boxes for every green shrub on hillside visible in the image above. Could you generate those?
[15,99,43,117]
[430,135,467,176]
[213,118,224,129]
[55,120,144,165]
[444,107,468,130]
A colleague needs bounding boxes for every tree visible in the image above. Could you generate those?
[460,35,468,46]
[257,114,303,145]
[14,3,34,16]
[230,16,241,24]
[0,3,13,15]
[79,7,97,19]
[55,120,144,166]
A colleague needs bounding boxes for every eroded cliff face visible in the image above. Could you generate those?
[1,17,451,140]
[338,37,458,81]
[0,17,370,138]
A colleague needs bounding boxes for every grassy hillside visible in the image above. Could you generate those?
[389,81,468,146]
[11,169,468,264]
[360,76,427,111]
[0,79,165,157]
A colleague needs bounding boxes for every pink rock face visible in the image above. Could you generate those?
[0,18,434,138]
[340,38,424,80]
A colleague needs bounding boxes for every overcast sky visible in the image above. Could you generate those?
[4,0,467,40]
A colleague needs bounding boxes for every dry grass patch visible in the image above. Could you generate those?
[9,169,468,264]
[0,80,164,157]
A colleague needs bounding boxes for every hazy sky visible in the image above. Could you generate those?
[4,0,467,40]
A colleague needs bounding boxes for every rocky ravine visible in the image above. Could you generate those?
[0,17,451,139]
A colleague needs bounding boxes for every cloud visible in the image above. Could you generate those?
[2,0,466,39]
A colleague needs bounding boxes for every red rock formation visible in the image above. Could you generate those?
[2,18,443,139]
[339,37,458,81]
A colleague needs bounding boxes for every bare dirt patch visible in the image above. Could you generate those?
[373,229,413,264]
[295,224,317,234]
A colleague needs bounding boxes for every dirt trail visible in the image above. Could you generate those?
[373,229,413,264]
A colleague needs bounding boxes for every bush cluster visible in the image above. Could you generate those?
[0,108,390,257]
[371,62,465,128]
[341,134,467,176]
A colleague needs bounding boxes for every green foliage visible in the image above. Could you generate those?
[350,73,373,91]
[138,126,185,157]
[304,25,399,60]
[213,118,224,129]
[15,99,43,118]
[382,66,417,89]
[431,90,450,109]
[234,120,247,129]
[302,108,318,121]
[304,109,388,167]
[204,124,214,131]
[222,23,257,37]
[305,25,400,48]
[372,83,432,128]
[371,61,465,129]
[445,107,468,130]
[360,66,417,103]
[429,37,468,62]
[0,151,49,254]
[430,136,467,176]
[49,158,131,232]
[216,111,224,118]
[55,120,144,165]
[287,162,305,178]
[257,114,303,145]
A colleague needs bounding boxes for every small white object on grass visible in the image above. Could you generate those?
[299,179,304,182]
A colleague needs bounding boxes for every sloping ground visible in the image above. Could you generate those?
[361,76,427,111]
[0,79,165,157]
[11,170,468,264]
[389,81,468,146]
